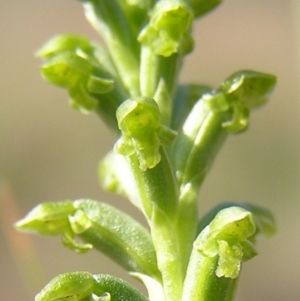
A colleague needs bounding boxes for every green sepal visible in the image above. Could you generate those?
[14,201,75,236]
[35,271,94,301]
[93,274,150,301]
[186,0,222,18]
[138,0,193,57]
[115,97,176,171]
[197,201,276,240]
[39,52,92,88]
[194,206,257,278]
[36,34,94,59]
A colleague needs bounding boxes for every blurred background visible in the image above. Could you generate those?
[1,0,300,300]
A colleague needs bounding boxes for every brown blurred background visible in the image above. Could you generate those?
[1,0,300,300]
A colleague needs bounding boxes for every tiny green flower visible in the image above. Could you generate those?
[194,206,257,279]
[138,0,193,57]
[115,97,176,170]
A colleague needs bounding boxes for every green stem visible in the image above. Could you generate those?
[150,204,183,301]
[175,184,198,276]
[140,46,181,97]
[128,147,183,301]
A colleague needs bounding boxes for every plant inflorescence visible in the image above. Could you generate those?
[16,1,276,300]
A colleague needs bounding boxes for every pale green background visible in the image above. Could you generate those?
[1,1,300,300]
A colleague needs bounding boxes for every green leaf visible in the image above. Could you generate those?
[35,271,94,301]
[138,0,193,57]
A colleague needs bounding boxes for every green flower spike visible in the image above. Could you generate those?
[138,0,194,57]
[115,97,176,171]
